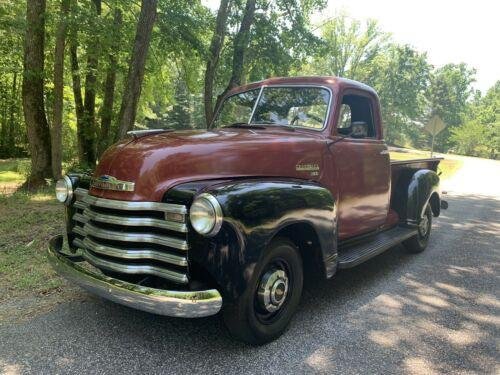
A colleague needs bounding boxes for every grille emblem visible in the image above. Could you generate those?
[91,175,135,192]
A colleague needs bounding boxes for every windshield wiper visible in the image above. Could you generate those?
[224,122,266,129]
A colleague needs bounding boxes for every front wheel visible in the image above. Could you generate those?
[404,204,432,253]
[223,238,303,345]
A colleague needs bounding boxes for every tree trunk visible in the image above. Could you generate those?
[0,83,7,155]
[7,72,18,156]
[209,0,256,129]
[69,41,85,162]
[80,0,101,166]
[21,0,52,190]
[98,8,122,156]
[116,0,157,140]
[203,0,230,127]
[51,0,70,180]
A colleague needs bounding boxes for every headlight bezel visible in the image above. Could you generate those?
[55,175,74,205]
[189,193,223,237]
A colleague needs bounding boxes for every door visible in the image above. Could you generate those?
[329,92,391,240]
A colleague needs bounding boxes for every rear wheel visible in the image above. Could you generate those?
[404,204,432,253]
[223,238,303,345]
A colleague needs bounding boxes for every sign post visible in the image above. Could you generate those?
[424,115,446,157]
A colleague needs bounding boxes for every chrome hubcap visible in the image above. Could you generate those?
[419,215,429,236]
[257,269,289,313]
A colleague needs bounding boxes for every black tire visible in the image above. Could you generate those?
[403,204,432,253]
[223,238,303,345]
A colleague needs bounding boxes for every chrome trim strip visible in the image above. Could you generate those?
[248,86,264,123]
[73,213,88,224]
[83,207,187,233]
[74,201,88,210]
[48,235,222,318]
[83,222,189,251]
[80,248,188,284]
[83,194,187,215]
[82,237,188,267]
[72,225,86,237]
[127,129,170,138]
[91,176,135,192]
[74,187,88,199]
[73,237,85,249]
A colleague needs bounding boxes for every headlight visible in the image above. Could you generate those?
[189,193,223,236]
[55,175,73,205]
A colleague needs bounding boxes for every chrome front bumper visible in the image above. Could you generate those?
[47,235,222,318]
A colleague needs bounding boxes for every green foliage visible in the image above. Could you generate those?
[428,63,476,151]
[304,13,388,78]
[450,82,499,158]
[0,1,496,164]
[364,44,430,146]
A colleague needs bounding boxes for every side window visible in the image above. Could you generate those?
[337,94,376,138]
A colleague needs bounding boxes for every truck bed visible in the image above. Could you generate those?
[390,157,443,172]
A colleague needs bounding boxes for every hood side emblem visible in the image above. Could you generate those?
[296,163,320,177]
[91,175,135,192]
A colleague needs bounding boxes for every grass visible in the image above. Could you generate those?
[0,190,66,301]
[0,158,30,194]
[389,150,463,181]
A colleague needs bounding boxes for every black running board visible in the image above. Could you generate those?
[337,226,417,269]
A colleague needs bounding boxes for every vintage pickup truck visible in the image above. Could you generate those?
[48,76,447,344]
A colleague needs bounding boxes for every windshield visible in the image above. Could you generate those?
[213,86,331,130]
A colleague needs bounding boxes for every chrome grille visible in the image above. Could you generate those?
[70,188,189,284]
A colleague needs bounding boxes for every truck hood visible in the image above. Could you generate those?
[90,128,327,201]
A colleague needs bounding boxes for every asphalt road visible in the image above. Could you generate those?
[1,157,499,374]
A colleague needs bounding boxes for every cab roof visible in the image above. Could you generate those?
[229,76,377,97]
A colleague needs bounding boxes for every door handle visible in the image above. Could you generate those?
[380,150,389,155]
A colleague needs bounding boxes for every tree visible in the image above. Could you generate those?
[428,63,476,151]
[98,7,122,156]
[303,14,430,146]
[22,0,52,189]
[305,14,387,79]
[52,0,71,179]
[204,0,230,126]
[203,0,257,127]
[116,0,158,139]
[451,81,499,158]
[364,45,430,145]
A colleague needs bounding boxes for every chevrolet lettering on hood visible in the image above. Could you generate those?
[91,175,135,192]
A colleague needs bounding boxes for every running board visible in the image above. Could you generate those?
[337,226,417,269]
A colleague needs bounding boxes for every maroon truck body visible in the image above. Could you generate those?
[92,76,440,239]
[49,76,445,344]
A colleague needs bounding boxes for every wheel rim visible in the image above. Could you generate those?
[419,210,430,237]
[255,259,291,323]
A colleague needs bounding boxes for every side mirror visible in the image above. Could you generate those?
[351,121,368,138]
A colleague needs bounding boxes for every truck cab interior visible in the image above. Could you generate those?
[337,94,376,138]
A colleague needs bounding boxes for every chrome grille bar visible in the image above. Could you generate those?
[80,248,189,284]
[83,222,189,250]
[72,225,86,237]
[70,188,189,284]
[82,237,188,266]
[83,207,187,233]
[82,193,187,214]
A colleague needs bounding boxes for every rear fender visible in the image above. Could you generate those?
[406,169,440,225]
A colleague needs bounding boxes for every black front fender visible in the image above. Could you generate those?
[166,179,336,304]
